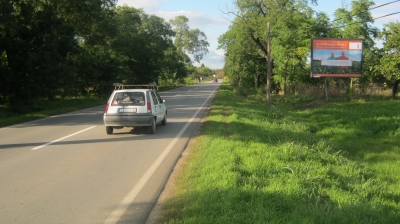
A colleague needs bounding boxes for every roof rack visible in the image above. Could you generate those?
[113,83,158,90]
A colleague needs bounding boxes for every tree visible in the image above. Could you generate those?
[72,1,118,97]
[0,1,207,110]
[220,0,319,105]
[332,0,378,98]
[169,15,210,63]
[379,22,400,99]
[270,2,318,95]
[157,46,188,85]
[196,64,213,82]
[0,0,117,111]
[111,6,177,85]
[219,17,267,88]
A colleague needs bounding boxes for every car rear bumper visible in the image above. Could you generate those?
[103,114,153,127]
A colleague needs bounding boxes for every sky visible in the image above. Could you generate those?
[116,0,400,70]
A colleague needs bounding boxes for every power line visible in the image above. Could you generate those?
[373,11,400,20]
[370,0,400,10]
[236,1,400,38]
[333,12,400,29]
[331,0,400,24]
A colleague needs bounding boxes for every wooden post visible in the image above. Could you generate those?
[324,78,328,102]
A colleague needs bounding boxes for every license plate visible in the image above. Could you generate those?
[118,108,137,113]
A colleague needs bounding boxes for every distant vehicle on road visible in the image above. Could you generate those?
[213,78,218,83]
[103,84,167,134]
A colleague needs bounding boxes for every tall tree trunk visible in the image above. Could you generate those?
[266,22,271,107]
[370,82,373,98]
[284,57,288,95]
[291,62,295,94]
[392,79,400,99]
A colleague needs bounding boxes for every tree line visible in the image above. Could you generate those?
[0,0,214,112]
[218,0,400,100]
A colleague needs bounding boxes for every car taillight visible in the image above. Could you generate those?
[147,102,152,113]
[104,103,109,114]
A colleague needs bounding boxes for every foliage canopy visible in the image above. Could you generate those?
[0,1,212,111]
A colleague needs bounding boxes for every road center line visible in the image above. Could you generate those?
[31,126,96,150]
[104,89,216,224]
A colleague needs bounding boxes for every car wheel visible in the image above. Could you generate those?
[106,126,113,135]
[161,114,167,126]
[148,118,156,134]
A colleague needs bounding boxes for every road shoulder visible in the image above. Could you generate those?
[145,110,207,224]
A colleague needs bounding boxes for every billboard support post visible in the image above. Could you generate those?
[324,78,328,102]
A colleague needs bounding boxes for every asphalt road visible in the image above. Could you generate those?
[0,81,220,224]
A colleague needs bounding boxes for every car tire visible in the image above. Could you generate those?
[106,126,113,135]
[148,118,156,134]
[161,114,167,126]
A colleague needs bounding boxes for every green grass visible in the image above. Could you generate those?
[158,82,400,224]
[1,83,399,223]
[0,96,107,127]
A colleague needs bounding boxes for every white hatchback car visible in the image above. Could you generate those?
[103,84,167,134]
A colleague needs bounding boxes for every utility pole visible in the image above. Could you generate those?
[266,22,272,107]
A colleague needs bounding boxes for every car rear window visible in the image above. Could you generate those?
[111,92,145,106]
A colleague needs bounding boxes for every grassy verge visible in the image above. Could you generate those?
[158,82,400,224]
[0,96,106,127]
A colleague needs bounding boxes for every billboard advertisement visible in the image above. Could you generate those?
[311,38,363,78]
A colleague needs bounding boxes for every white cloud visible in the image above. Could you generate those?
[193,50,226,69]
[215,49,226,56]
[117,0,162,10]
[155,10,229,28]
[151,10,229,69]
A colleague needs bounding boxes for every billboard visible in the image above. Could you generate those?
[311,38,363,78]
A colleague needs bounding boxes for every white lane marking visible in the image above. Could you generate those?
[104,89,216,224]
[31,126,96,150]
